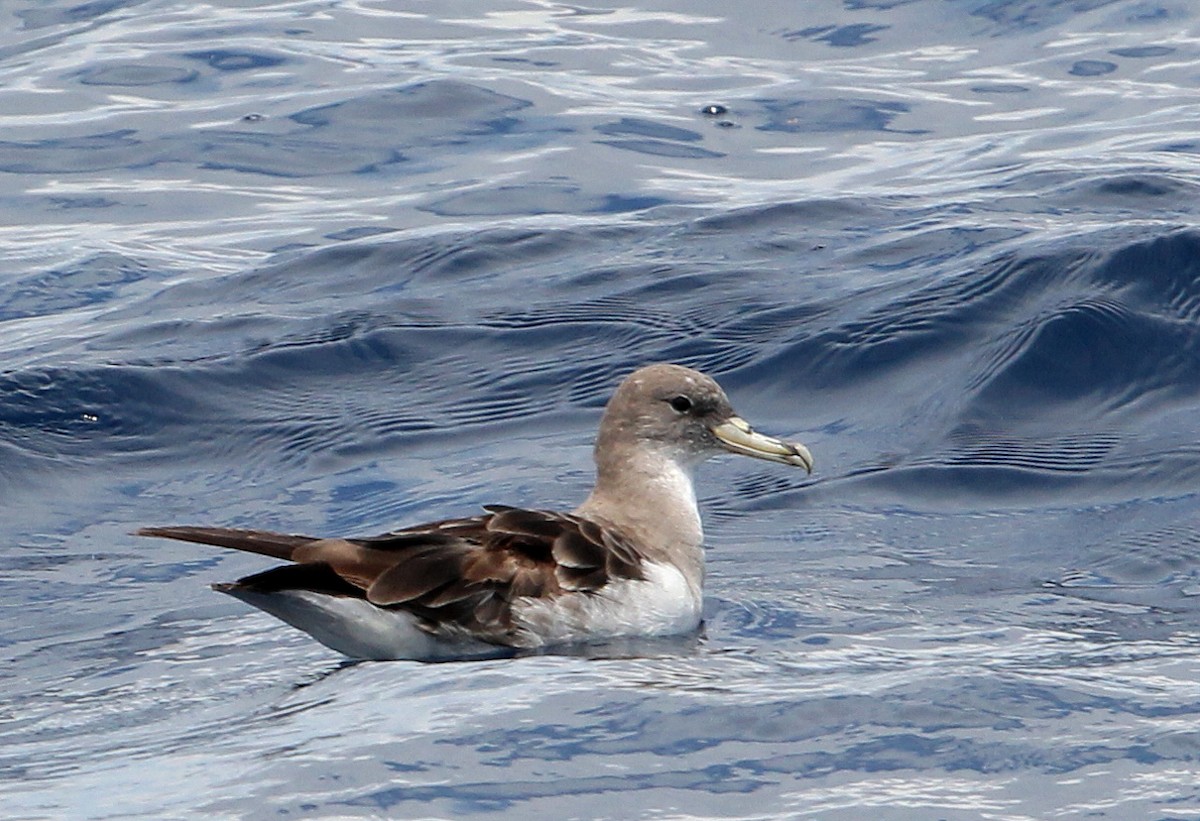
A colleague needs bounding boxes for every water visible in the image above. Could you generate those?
[3,0,1200,818]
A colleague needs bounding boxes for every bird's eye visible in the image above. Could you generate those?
[669,395,693,413]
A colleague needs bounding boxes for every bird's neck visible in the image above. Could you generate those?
[574,441,705,585]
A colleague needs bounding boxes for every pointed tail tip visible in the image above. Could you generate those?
[137,526,203,539]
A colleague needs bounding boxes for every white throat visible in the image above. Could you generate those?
[643,448,702,540]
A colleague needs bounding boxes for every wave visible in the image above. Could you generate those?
[2,209,1198,514]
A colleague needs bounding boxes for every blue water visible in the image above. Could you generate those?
[4,0,1200,817]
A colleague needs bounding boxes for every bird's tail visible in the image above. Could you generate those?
[135,526,319,561]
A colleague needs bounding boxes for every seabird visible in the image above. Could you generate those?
[138,363,813,660]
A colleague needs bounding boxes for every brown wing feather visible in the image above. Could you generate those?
[366,543,476,605]
[291,538,408,589]
[138,507,647,642]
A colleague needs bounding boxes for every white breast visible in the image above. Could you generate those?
[512,561,702,647]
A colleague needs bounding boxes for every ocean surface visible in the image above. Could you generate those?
[3,0,1200,818]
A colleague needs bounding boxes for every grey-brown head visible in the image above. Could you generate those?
[593,363,813,475]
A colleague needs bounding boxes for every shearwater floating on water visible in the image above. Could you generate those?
[138,363,813,661]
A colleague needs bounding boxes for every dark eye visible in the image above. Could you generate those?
[669,395,693,413]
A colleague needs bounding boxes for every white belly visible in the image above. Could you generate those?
[223,588,505,661]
